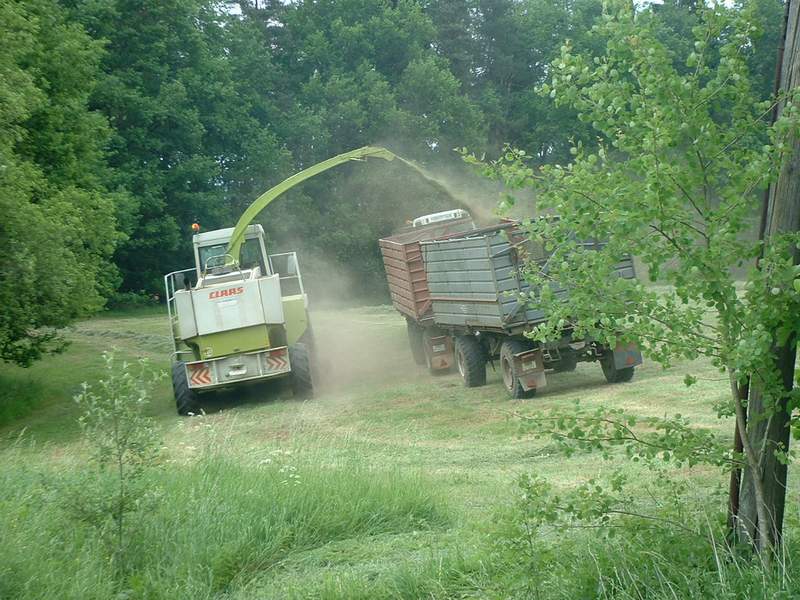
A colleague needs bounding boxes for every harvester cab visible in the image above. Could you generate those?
[165,224,313,415]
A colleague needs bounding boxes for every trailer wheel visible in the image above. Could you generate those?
[500,340,536,399]
[406,320,426,366]
[172,362,200,416]
[600,354,635,384]
[455,336,486,388]
[289,342,314,399]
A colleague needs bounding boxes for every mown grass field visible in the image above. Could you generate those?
[1,305,797,598]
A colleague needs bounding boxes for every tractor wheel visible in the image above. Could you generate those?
[172,362,199,416]
[500,340,536,399]
[289,342,314,399]
[455,336,486,388]
[406,320,426,366]
[600,354,635,384]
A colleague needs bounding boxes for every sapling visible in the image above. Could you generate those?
[68,351,162,572]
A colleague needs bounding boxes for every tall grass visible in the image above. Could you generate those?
[0,451,449,599]
[490,505,800,599]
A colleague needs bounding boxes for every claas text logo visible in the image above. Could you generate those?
[209,286,245,300]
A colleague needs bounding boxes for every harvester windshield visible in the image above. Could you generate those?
[199,238,265,274]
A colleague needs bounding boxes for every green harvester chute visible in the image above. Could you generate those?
[226,146,397,264]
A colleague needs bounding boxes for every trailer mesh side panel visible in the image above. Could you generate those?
[422,228,636,330]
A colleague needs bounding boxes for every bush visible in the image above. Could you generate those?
[0,375,47,426]
[106,290,161,310]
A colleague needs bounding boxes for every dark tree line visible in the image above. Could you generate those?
[0,0,784,365]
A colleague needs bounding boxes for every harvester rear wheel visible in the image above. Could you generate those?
[455,336,486,388]
[600,354,635,383]
[289,342,314,399]
[172,362,200,416]
[406,320,426,366]
[500,340,536,399]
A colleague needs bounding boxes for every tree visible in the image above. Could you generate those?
[473,0,800,558]
[0,0,119,366]
[737,0,800,553]
[232,0,488,298]
[70,0,291,294]
[423,0,479,87]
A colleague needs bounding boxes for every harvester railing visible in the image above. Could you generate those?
[164,267,198,358]
[269,252,305,298]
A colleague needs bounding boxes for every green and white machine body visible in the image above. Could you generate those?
[165,224,309,398]
[162,146,421,414]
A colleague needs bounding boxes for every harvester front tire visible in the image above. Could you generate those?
[172,362,199,416]
[500,340,536,399]
[289,342,314,399]
[455,336,486,388]
[406,320,426,366]
[601,354,635,384]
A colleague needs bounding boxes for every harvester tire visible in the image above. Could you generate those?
[172,362,200,416]
[600,354,635,384]
[500,340,536,399]
[289,342,314,399]
[455,336,486,388]
[406,320,426,366]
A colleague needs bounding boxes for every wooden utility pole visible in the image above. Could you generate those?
[736,0,800,552]
[727,0,792,541]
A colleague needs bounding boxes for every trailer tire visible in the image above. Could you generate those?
[455,336,486,388]
[406,320,426,366]
[172,362,200,416]
[289,342,314,399]
[500,340,536,399]
[600,354,635,384]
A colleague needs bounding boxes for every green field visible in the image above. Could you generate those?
[0,306,795,599]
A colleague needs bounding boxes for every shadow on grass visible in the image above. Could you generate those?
[188,378,299,416]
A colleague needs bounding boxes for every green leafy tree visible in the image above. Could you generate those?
[0,0,119,366]
[70,0,291,294]
[473,0,799,558]
[233,0,488,297]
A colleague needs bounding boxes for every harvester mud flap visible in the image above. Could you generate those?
[426,334,454,371]
[612,342,643,370]
[514,348,547,392]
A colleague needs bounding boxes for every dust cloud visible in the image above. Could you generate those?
[375,142,539,226]
[268,143,539,306]
[309,307,419,394]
